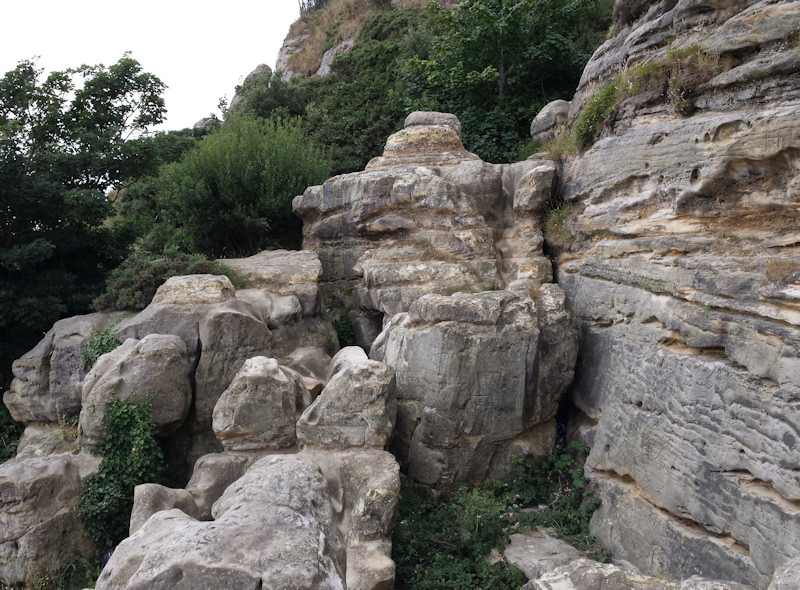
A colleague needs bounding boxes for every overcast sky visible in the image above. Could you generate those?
[1,0,301,131]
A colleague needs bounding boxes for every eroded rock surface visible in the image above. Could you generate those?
[0,453,100,582]
[371,289,576,486]
[554,0,800,586]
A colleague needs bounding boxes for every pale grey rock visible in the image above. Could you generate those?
[79,334,192,445]
[297,358,395,449]
[15,423,79,457]
[524,557,757,589]
[97,455,346,590]
[281,346,331,395]
[184,452,252,520]
[3,311,125,424]
[316,37,355,77]
[502,530,584,580]
[275,31,308,80]
[0,453,101,583]
[212,356,307,451]
[129,483,199,535]
[530,99,571,144]
[371,290,576,486]
[326,345,368,381]
[768,558,800,590]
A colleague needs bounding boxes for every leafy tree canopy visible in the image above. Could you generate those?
[0,55,167,391]
[403,0,613,162]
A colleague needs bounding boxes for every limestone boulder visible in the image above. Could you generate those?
[97,455,346,590]
[79,334,192,445]
[184,452,252,521]
[129,484,199,535]
[297,357,395,450]
[281,346,331,395]
[3,311,125,424]
[769,558,800,590]
[371,289,576,486]
[502,531,585,581]
[0,453,101,583]
[212,356,308,451]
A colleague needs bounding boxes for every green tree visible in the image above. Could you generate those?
[0,55,167,394]
[404,0,612,162]
[157,114,331,257]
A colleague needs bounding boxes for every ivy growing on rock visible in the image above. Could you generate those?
[78,397,164,551]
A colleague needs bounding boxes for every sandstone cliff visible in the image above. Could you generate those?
[549,1,800,588]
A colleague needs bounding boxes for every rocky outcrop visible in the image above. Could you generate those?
[552,0,800,587]
[0,453,100,582]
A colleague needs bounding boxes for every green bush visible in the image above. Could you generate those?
[393,484,527,589]
[157,115,330,257]
[78,397,164,551]
[0,403,22,463]
[490,441,609,560]
[92,245,244,311]
[81,317,126,370]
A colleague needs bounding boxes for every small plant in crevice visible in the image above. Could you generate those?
[16,554,102,590]
[81,316,127,370]
[78,396,164,552]
[544,203,575,247]
[333,306,356,348]
[573,80,620,150]
[0,402,23,463]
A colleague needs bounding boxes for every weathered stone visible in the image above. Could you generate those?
[0,453,101,583]
[371,290,576,485]
[326,345,368,381]
[184,452,252,521]
[96,455,346,590]
[530,99,571,144]
[280,345,331,396]
[79,334,192,445]
[3,312,125,424]
[212,356,307,451]
[502,530,585,581]
[523,557,757,589]
[404,110,462,136]
[129,483,199,535]
[316,37,355,77]
[768,558,800,590]
[151,274,235,305]
[297,358,395,450]
[219,249,322,316]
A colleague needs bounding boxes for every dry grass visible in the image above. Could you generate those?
[286,0,449,76]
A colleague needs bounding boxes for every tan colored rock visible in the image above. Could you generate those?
[0,453,101,583]
[79,334,192,445]
[184,451,252,520]
[212,356,308,451]
[151,274,234,305]
[530,99,571,144]
[129,483,199,535]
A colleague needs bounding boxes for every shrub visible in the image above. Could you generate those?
[0,403,22,463]
[157,115,330,257]
[393,484,528,589]
[78,397,164,551]
[490,441,610,560]
[92,246,244,312]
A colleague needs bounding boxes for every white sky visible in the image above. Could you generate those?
[1,0,301,131]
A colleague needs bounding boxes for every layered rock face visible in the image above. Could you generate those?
[554,1,800,587]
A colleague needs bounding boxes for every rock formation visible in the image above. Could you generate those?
[548,0,800,588]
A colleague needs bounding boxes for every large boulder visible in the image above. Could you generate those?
[3,312,125,424]
[79,334,192,445]
[297,355,395,450]
[97,455,347,590]
[212,356,309,451]
[0,453,101,583]
[371,289,576,486]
